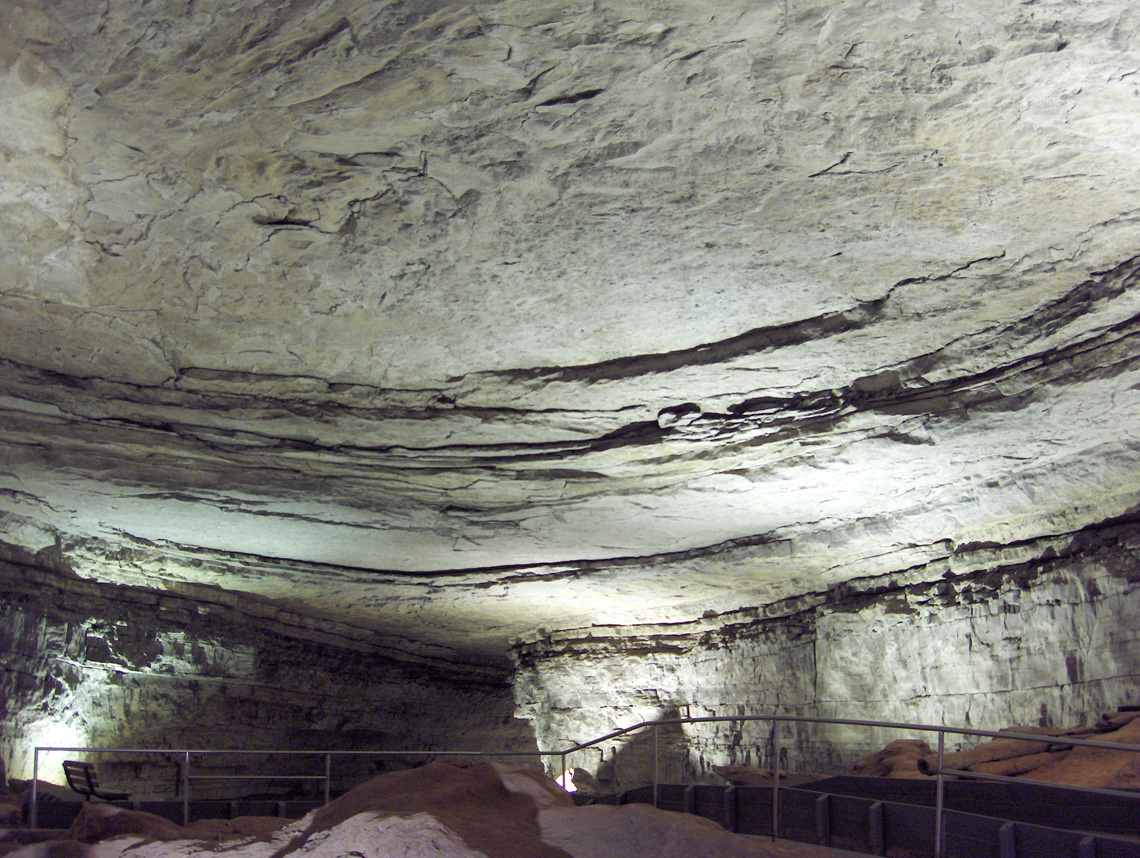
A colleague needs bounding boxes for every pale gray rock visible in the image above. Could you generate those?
[2,0,1140,628]
[0,0,1139,776]
[513,523,1140,783]
[0,557,534,791]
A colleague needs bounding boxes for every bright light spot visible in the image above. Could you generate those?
[29,719,88,751]
[555,768,577,792]
[8,718,91,780]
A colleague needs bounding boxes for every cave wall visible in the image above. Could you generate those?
[511,519,1140,790]
[0,555,536,796]
[5,519,1139,799]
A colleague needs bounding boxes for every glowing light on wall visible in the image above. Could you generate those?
[8,716,91,781]
[29,718,88,752]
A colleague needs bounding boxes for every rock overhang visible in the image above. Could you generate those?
[2,0,1140,658]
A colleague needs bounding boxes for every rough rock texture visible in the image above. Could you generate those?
[513,521,1140,787]
[2,0,1140,781]
[848,739,933,779]
[0,557,534,790]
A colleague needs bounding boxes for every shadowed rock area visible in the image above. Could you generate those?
[1,0,1139,802]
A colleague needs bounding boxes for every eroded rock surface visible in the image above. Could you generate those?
[514,522,1140,783]
[0,557,534,790]
[1,0,1139,776]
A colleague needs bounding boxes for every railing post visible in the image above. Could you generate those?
[560,752,567,791]
[31,748,40,829]
[772,717,781,841]
[869,800,885,855]
[934,730,945,858]
[815,793,831,847]
[182,751,190,826]
[652,723,659,808]
[324,753,331,805]
[723,785,737,833]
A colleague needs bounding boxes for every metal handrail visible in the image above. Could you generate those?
[31,711,1140,857]
[567,713,1140,856]
[30,746,550,827]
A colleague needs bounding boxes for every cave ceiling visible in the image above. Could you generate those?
[2,0,1140,660]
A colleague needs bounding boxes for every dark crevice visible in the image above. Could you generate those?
[453,293,891,386]
[255,217,316,228]
[537,88,605,107]
[292,17,353,63]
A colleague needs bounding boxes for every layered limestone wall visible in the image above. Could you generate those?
[512,518,1140,790]
[0,553,536,797]
[4,520,1138,800]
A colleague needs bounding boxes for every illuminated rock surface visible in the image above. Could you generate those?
[1,0,1139,776]
[513,523,1140,783]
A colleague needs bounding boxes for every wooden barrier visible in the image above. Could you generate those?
[589,780,1140,858]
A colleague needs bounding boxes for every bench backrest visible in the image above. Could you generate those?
[63,760,99,796]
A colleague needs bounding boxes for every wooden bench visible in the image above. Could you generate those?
[62,760,130,802]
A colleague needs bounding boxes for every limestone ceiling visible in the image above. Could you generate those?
[2,0,1140,658]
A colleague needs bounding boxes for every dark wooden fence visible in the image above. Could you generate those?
[589,777,1140,858]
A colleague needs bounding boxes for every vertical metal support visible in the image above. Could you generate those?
[652,723,660,808]
[723,785,737,833]
[182,751,190,826]
[934,731,945,858]
[560,752,567,791]
[323,754,331,805]
[31,748,40,829]
[1077,835,1096,858]
[772,718,781,841]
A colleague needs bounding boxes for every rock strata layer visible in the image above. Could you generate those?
[512,520,1140,787]
[0,555,532,788]
[1,0,1139,774]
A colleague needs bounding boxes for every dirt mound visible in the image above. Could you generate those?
[849,739,934,779]
[280,758,571,858]
[68,803,186,844]
[63,801,290,845]
[1018,712,1140,788]
[4,758,839,858]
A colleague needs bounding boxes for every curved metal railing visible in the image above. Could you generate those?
[31,711,1140,857]
[559,713,1140,856]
